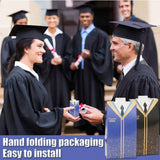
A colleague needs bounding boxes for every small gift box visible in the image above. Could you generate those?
[69,99,79,117]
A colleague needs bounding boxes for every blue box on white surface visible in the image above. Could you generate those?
[69,99,79,117]
[105,98,137,159]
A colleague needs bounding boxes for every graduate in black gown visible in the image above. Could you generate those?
[114,0,158,80]
[34,9,72,109]
[0,25,80,135]
[70,6,113,135]
[1,10,28,87]
[79,21,160,132]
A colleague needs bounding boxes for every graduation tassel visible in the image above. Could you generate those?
[135,28,146,70]
[135,41,142,70]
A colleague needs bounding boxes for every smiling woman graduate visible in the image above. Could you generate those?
[0,25,80,135]
[34,9,73,110]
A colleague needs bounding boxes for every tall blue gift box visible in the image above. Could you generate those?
[105,98,137,159]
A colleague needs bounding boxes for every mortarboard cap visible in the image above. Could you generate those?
[9,25,47,42]
[110,21,156,68]
[8,10,28,24]
[75,4,94,14]
[111,21,155,42]
[45,9,58,16]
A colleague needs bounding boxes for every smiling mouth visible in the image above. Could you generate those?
[38,54,42,57]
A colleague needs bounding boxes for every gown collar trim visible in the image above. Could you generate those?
[15,61,39,81]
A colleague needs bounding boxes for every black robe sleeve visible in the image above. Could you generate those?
[0,69,63,135]
[112,64,160,101]
[1,36,16,87]
[90,29,113,86]
[60,33,73,82]
[126,74,160,100]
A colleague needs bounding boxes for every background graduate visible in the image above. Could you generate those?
[0,25,80,135]
[70,5,113,135]
[34,9,72,110]
[79,21,160,133]
[114,0,159,80]
[1,10,28,87]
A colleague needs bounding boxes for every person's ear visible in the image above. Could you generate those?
[24,48,29,54]
[91,14,94,21]
[128,42,134,50]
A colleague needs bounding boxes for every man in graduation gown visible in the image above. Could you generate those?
[114,0,159,80]
[34,9,72,109]
[79,21,160,133]
[1,10,28,87]
[70,6,113,135]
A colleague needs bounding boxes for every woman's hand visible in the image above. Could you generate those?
[63,107,81,122]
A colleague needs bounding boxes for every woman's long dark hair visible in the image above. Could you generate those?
[7,38,33,75]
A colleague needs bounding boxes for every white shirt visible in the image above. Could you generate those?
[123,55,144,76]
[45,28,63,50]
[14,61,39,81]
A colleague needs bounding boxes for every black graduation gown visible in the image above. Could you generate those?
[112,63,160,135]
[72,28,113,133]
[112,64,160,101]
[0,67,63,135]
[133,17,158,79]
[1,36,16,87]
[34,33,72,109]
[72,28,113,110]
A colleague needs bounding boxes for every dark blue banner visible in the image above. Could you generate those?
[0,135,160,160]
[0,135,105,160]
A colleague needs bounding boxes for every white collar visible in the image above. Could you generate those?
[11,36,16,39]
[14,61,39,81]
[45,27,63,37]
[123,55,143,76]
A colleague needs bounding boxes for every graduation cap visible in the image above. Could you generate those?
[75,4,94,14]
[8,10,28,24]
[9,25,47,42]
[110,21,156,68]
[45,9,58,16]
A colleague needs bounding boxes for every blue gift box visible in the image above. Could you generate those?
[105,98,137,159]
[69,99,79,117]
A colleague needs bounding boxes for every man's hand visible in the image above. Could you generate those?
[63,107,81,122]
[43,108,51,112]
[51,56,62,65]
[81,49,90,59]
[80,104,104,125]
[70,62,79,71]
